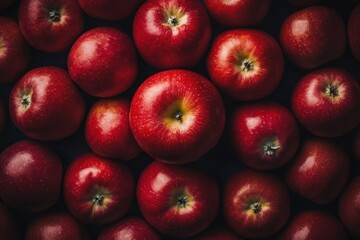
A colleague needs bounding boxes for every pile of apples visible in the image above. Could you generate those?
[1,0,360,239]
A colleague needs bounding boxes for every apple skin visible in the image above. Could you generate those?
[278,211,348,240]
[18,0,84,52]
[68,27,138,97]
[279,6,346,69]
[63,152,135,225]
[204,0,271,28]
[291,68,360,138]
[98,217,161,240]
[284,138,350,205]
[0,140,63,212]
[133,0,211,69]
[129,70,225,164]
[0,17,30,84]
[85,98,141,160]
[0,201,21,240]
[9,66,86,141]
[136,161,220,237]
[0,0,16,9]
[286,0,324,7]
[195,227,240,240]
[348,4,360,62]
[25,211,89,240]
[230,102,299,170]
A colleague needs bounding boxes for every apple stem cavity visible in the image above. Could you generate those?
[92,194,105,206]
[177,195,188,208]
[167,16,179,27]
[241,59,254,72]
[263,140,280,156]
[174,111,183,122]
[250,202,262,214]
[324,83,339,98]
[20,94,31,109]
[48,9,61,22]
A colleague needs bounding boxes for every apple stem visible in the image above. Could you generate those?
[167,16,179,27]
[241,60,254,72]
[48,9,61,22]
[92,194,105,206]
[324,83,339,98]
[177,195,188,208]
[250,202,262,214]
[20,95,31,109]
[263,141,280,156]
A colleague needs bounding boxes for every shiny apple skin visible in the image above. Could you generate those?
[207,29,284,101]
[0,201,21,240]
[0,140,63,212]
[133,0,211,69]
[68,27,138,97]
[195,227,240,240]
[63,152,134,225]
[223,169,290,239]
[129,70,225,164]
[85,98,141,160]
[9,66,86,141]
[348,4,360,62]
[25,211,89,240]
[0,17,30,84]
[279,6,346,69]
[18,0,84,52]
[204,0,271,28]
[231,102,299,170]
[286,0,324,7]
[291,68,360,138]
[137,161,220,238]
[98,217,161,240]
[284,138,350,205]
[278,211,348,240]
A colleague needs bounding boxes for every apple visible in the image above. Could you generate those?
[279,6,346,69]
[0,140,63,212]
[0,201,21,240]
[9,66,86,141]
[18,0,84,52]
[0,0,15,9]
[129,69,225,164]
[284,138,350,205]
[348,4,360,62]
[68,27,138,97]
[137,161,220,237]
[278,211,348,240]
[63,152,134,225]
[207,29,284,101]
[291,68,360,138]
[223,169,290,239]
[195,227,240,240]
[286,0,324,7]
[230,102,299,170]
[204,0,271,28]
[25,211,89,240]
[98,217,161,240]
[85,98,141,160]
[133,0,211,69]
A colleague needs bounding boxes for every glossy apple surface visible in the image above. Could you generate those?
[68,27,138,97]
[133,0,211,69]
[0,201,21,240]
[9,66,86,140]
[291,68,360,138]
[348,4,360,62]
[0,140,63,212]
[137,161,219,237]
[63,152,134,225]
[85,98,141,160]
[129,70,225,164]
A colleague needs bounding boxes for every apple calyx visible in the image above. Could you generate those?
[241,59,254,72]
[244,198,269,217]
[262,139,280,157]
[163,6,186,28]
[170,188,194,213]
[89,185,112,211]
[20,93,32,109]
[174,111,183,123]
[323,82,339,98]
[249,202,262,214]
[92,193,106,206]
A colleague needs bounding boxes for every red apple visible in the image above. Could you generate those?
[0,17,30,84]
[223,169,290,239]
[85,98,141,160]
[68,27,138,97]
[133,0,211,69]
[230,102,299,170]
[98,217,161,240]
[286,0,324,7]
[291,68,360,138]
[348,4,360,62]
[63,152,134,225]
[129,70,225,164]
[284,138,350,205]
[18,0,84,52]
[137,161,220,237]
[0,0,16,9]
[9,66,86,141]
[207,29,284,101]
[204,0,271,28]
[0,140,63,212]
[25,211,89,240]
[195,227,240,240]
[279,6,346,69]
[0,201,21,240]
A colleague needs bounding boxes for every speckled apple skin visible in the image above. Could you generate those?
[348,4,360,62]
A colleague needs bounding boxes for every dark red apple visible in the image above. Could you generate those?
[0,0,16,9]
[286,0,324,7]
[279,6,346,69]
[291,68,360,138]
[0,140,63,212]
[204,0,271,28]
[63,152,134,225]
[284,138,350,205]
[85,98,141,160]
[133,0,211,69]
[68,27,138,97]
[137,161,220,237]
[18,0,84,52]
[223,169,290,239]
[129,70,225,164]
[0,201,21,240]
[348,4,360,62]
[195,227,240,240]
[9,66,86,141]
